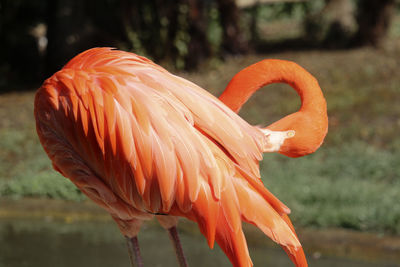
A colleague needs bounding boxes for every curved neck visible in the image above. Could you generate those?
[219,59,326,115]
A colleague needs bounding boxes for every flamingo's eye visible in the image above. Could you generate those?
[286,130,295,138]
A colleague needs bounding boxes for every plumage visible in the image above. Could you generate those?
[35,48,327,267]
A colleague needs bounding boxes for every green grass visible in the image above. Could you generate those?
[261,143,400,234]
[0,93,84,201]
[1,42,400,233]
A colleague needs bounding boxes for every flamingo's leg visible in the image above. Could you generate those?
[156,215,188,267]
[125,236,144,267]
[168,226,188,267]
[111,216,146,267]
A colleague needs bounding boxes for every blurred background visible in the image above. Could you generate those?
[1,0,400,266]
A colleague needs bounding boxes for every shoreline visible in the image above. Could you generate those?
[1,197,400,264]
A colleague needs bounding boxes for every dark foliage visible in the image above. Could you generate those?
[353,0,396,47]
[0,0,397,92]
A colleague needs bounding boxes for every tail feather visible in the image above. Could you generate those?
[280,214,308,267]
[233,176,308,267]
[233,177,301,250]
[191,180,252,266]
[191,180,220,248]
[235,164,308,266]
[214,212,252,267]
[188,172,307,267]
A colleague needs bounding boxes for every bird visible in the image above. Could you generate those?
[34,47,327,267]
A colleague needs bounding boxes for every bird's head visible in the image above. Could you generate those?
[219,59,328,158]
[262,110,328,158]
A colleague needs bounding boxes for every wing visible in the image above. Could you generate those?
[36,48,269,210]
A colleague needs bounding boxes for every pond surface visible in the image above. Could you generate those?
[0,218,398,267]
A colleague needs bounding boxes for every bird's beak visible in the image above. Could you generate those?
[261,128,295,153]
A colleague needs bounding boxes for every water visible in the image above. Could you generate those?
[0,218,398,267]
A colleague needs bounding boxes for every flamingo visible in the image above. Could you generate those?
[34,48,327,267]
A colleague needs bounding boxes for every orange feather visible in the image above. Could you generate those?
[35,48,327,267]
